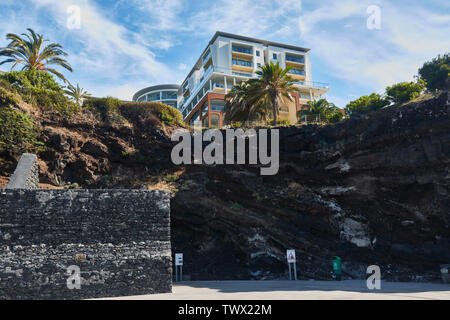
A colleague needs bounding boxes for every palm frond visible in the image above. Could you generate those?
[0,28,72,78]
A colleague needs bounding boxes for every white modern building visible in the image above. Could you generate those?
[133,32,329,128]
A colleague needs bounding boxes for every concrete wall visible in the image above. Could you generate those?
[6,153,39,190]
[0,189,172,300]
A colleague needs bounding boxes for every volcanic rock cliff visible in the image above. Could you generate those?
[1,92,449,281]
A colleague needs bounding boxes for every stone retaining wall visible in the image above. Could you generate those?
[0,189,172,300]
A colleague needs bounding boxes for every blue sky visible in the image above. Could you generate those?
[0,0,449,107]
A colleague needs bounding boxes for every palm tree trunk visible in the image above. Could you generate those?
[271,96,277,126]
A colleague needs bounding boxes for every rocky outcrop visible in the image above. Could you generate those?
[170,92,450,281]
[0,92,448,281]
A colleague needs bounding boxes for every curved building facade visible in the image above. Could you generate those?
[132,84,180,109]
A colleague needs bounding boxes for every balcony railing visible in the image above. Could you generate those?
[294,81,330,89]
[288,69,306,76]
[232,45,252,55]
[232,59,253,68]
[202,50,211,64]
[286,56,305,64]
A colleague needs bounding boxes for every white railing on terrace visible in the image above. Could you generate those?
[294,80,329,89]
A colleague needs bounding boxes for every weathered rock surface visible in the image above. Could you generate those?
[171,92,450,281]
[0,92,449,282]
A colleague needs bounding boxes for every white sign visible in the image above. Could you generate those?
[287,250,296,263]
[175,253,183,266]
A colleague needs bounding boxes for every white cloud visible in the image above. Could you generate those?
[189,0,303,40]
[131,0,186,31]
[23,0,186,99]
[296,0,450,104]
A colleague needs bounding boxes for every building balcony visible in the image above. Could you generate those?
[286,60,305,68]
[232,51,253,61]
[289,73,306,81]
[286,56,305,63]
[294,81,330,89]
[232,45,253,55]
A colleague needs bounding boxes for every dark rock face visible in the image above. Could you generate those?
[0,190,171,300]
[1,92,448,283]
[171,92,450,281]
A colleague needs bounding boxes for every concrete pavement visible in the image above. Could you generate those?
[103,280,450,300]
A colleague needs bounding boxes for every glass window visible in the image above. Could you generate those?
[210,114,220,128]
[256,51,260,57]
[232,59,253,67]
[288,68,306,75]
[232,45,252,55]
[202,102,208,115]
[210,100,225,112]
[148,92,160,101]
[286,55,305,63]
[161,91,177,100]
[273,53,277,60]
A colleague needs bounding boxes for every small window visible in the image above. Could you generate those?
[256,51,260,57]
[273,53,277,60]
[257,63,261,67]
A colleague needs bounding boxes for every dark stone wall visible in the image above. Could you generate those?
[0,189,171,300]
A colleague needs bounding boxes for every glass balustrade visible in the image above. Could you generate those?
[286,56,305,63]
[232,59,253,67]
[232,45,253,55]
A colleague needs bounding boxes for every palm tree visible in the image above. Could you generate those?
[302,99,333,115]
[64,83,91,106]
[224,80,269,124]
[249,62,298,126]
[300,98,343,123]
[0,28,72,82]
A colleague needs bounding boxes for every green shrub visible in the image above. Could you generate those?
[0,69,62,91]
[0,86,20,107]
[159,107,175,125]
[230,121,243,128]
[0,107,44,156]
[266,119,290,126]
[20,87,80,114]
[120,101,184,126]
[418,53,450,92]
[83,97,126,124]
[386,80,426,106]
[345,93,389,117]
[0,70,79,114]
[163,173,179,183]
[326,110,345,123]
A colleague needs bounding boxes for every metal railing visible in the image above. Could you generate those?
[288,69,306,76]
[294,81,329,89]
[298,114,328,124]
[286,56,305,64]
[232,45,253,55]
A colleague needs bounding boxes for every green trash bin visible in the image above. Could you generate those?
[332,256,342,281]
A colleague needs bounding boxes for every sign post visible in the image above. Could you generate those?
[175,253,183,282]
[287,249,297,280]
